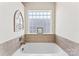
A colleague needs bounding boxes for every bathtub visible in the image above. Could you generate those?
[13,43,68,56]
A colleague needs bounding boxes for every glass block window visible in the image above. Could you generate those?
[28,10,52,34]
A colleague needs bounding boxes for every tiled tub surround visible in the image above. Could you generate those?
[0,37,21,56]
[1,34,79,56]
[24,34,55,43]
[0,34,55,56]
[56,35,79,56]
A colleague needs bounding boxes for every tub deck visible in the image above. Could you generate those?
[13,43,68,56]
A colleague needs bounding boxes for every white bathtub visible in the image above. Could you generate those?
[13,43,68,56]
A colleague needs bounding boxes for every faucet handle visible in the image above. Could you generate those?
[19,37,22,41]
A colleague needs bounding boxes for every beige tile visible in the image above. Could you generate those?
[24,34,55,43]
[56,35,79,56]
[0,37,21,56]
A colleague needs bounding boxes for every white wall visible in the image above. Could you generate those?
[0,2,24,44]
[56,2,79,43]
[24,2,55,34]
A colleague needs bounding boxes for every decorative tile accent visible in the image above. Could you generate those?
[24,34,55,43]
[56,35,79,56]
[0,37,21,56]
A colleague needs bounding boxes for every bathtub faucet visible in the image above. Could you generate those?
[22,48,24,51]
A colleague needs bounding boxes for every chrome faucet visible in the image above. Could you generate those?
[22,48,24,51]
